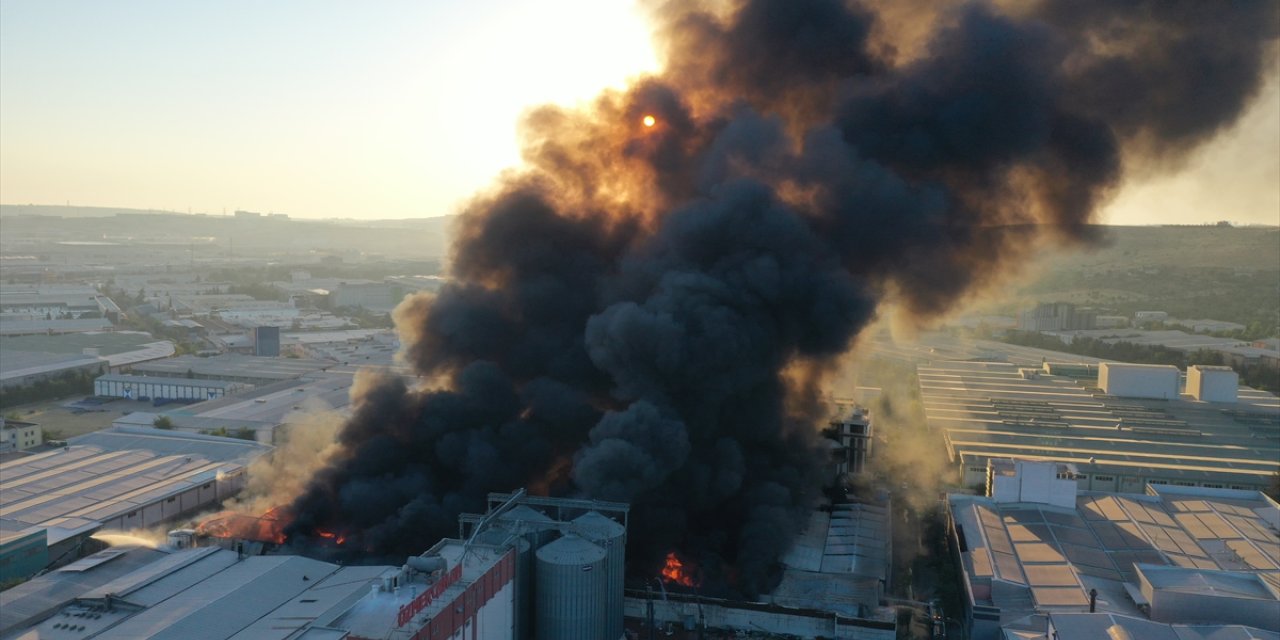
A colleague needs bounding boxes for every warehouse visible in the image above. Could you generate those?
[0,426,270,581]
[93,373,250,401]
[919,360,1280,492]
[948,459,1280,640]
[0,491,628,640]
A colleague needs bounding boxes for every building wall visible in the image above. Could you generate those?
[958,457,1267,495]
[0,528,48,583]
[408,549,516,640]
[1,423,43,450]
[94,377,244,400]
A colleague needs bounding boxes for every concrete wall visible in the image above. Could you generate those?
[0,528,48,583]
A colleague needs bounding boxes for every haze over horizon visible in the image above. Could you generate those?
[1,1,1277,226]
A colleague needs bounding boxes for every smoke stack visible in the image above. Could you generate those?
[284,0,1280,596]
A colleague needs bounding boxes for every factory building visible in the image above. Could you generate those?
[94,373,250,401]
[920,360,1280,492]
[112,371,359,444]
[624,494,897,640]
[1018,303,1097,332]
[0,427,269,582]
[0,490,629,639]
[947,459,1280,640]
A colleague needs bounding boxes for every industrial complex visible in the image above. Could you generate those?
[920,360,1280,492]
[948,459,1280,639]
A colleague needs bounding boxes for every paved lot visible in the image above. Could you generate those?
[4,396,161,439]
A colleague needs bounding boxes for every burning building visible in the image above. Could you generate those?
[284,0,1280,601]
[2,490,628,639]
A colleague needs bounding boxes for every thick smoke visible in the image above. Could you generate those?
[287,0,1278,595]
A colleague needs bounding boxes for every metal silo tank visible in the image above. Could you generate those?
[535,533,607,640]
[499,504,557,640]
[572,511,626,640]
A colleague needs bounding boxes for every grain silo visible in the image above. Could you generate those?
[535,533,607,640]
[573,510,626,639]
[496,504,555,640]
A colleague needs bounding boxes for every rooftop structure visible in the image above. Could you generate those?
[948,460,1280,639]
[920,360,1280,492]
[0,331,173,371]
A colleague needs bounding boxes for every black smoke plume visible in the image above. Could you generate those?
[286,0,1278,595]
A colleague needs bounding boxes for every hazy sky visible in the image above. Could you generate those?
[1,1,1277,225]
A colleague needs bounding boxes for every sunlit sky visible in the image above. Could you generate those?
[2,1,1277,225]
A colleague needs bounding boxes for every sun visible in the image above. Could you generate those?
[642,115,656,128]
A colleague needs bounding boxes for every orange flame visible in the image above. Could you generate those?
[317,529,347,545]
[660,551,698,587]
[195,505,290,544]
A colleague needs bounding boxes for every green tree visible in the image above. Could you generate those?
[153,416,174,430]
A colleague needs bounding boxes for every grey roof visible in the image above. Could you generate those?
[1137,564,1277,600]
[0,350,104,381]
[130,354,331,382]
[7,548,395,640]
[949,484,1280,624]
[921,360,1280,486]
[774,503,891,615]
[68,427,271,462]
[1049,612,1280,640]
[0,318,114,335]
[0,546,169,636]
[169,373,354,425]
[0,428,269,540]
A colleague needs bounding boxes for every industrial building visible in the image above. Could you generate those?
[0,545,395,639]
[0,427,269,582]
[947,459,1280,640]
[0,490,630,639]
[0,332,175,390]
[127,354,332,386]
[0,351,106,390]
[113,371,358,443]
[93,373,251,401]
[1018,303,1097,332]
[919,360,1280,492]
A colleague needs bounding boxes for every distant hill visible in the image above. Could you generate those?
[1013,225,1280,335]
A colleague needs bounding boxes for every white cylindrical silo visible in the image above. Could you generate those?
[572,511,626,640]
[535,534,607,640]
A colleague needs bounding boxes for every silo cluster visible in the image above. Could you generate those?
[468,496,628,640]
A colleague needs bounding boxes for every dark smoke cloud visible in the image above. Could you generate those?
[287,0,1278,596]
